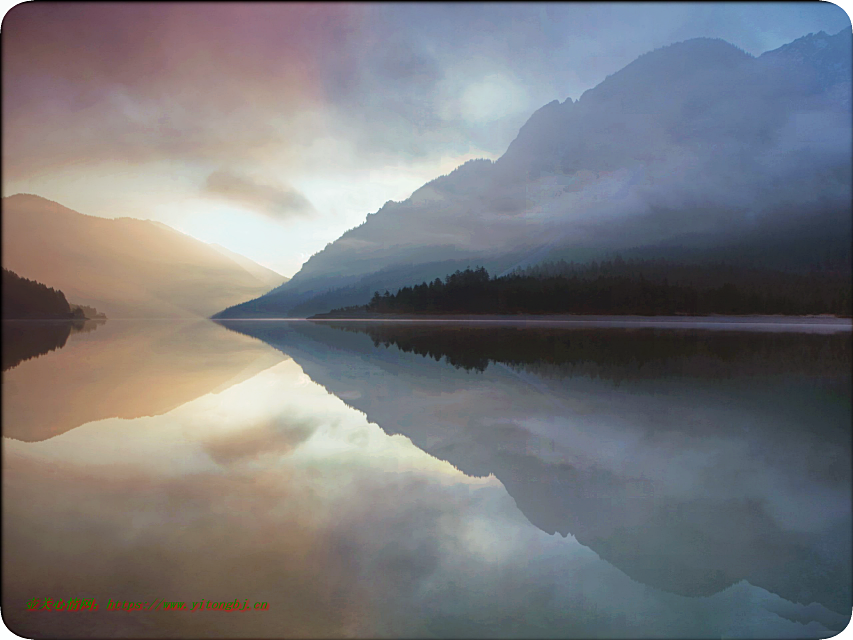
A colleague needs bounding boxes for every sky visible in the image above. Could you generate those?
[2,2,851,277]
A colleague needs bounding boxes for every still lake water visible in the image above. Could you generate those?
[2,317,851,638]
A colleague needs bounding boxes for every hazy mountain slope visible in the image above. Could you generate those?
[217,30,852,319]
[208,243,289,289]
[2,320,284,442]
[2,194,287,318]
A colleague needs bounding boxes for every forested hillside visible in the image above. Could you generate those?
[322,259,851,317]
[2,268,80,319]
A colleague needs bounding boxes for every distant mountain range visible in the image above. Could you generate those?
[216,29,852,319]
[2,194,288,318]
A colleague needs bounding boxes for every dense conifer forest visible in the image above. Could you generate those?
[2,268,107,320]
[320,258,852,317]
[1,268,81,319]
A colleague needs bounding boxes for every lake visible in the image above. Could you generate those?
[2,317,851,638]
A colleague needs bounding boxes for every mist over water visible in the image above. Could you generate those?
[4,318,848,638]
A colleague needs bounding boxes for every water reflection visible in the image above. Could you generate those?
[2,319,851,638]
[2,320,282,441]
[1,319,104,372]
[222,320,852,617]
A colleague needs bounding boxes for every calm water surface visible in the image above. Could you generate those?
[2,318,851,638]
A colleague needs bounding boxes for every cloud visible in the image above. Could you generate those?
[202,416,318,465]
[203,170,316,220]
[0,3,362,178]
[5,3,847,183]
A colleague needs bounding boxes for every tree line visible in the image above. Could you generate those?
[357,258,851,316]
[2,268,82,319]
[2,268,107,319]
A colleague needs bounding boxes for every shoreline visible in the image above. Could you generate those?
[306,314,853,333]
[215,314,852,332]
[306,312,852,323]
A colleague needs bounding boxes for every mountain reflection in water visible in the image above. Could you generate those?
[2,320,283,441]
[3,318,851,638]
[2,318,104,372]
[223,319,852,617]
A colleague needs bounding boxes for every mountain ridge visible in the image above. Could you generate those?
[2,194,288,318]
[215,30,852,319]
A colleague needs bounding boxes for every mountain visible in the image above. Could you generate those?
[2,194,288,318]
[216,29,852,319]
[208,242,288,289]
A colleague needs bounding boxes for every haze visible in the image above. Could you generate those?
[3,2,849,277]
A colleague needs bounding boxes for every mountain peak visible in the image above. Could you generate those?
[2,193,103,220]
[4,193,58,205]
[761,26,851,58]
[215,28,852,318]
[589,37,752,98]
[759,27,852,92]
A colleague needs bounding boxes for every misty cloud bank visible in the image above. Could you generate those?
[204,170,316,220]
[4,4,847,181]
[3,4,849,280]
[219,28,852,318]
